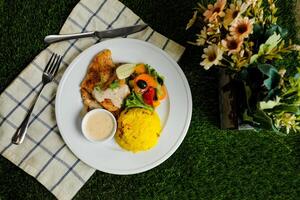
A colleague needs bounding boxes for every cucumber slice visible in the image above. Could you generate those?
[116,63,136,79]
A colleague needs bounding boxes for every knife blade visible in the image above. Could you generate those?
[44,24,148,44]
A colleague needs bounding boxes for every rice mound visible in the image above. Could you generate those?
[115,108,161,152]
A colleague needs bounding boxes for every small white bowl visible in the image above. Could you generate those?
[81,109,117,143]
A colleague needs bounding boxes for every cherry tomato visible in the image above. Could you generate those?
[142,87,156,105]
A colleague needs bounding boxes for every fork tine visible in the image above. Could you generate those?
[48,54,59,74]
[44,53,55,73]
[50,55,62,75]
[52,56,63,77]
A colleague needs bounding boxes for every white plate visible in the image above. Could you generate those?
[55,38,192,175]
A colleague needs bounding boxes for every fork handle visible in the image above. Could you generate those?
[44,32,95,44]
[12,84,45,145]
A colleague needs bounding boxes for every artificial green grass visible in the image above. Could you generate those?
[0,0,300,199]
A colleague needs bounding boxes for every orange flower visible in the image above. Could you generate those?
[223,1,249,28]
[203,0,227,22]
[222,36,243,55]
[229,17,254,39]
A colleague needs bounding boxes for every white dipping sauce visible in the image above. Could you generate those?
[82,109,115,141]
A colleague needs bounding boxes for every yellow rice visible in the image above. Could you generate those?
[115,108,161,152]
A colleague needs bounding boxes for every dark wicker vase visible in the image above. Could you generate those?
[218,68,238,129]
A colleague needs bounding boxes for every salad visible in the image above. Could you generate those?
[117,63,167,112]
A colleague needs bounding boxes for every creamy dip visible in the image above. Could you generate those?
[82,110,114,141]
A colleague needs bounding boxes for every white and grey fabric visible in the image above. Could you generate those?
[0,0,185,199]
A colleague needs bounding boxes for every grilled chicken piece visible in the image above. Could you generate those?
[92,83,130,110]
[81,49,128,114]
[80,88,101,109]
[100,99,119,112]
[81,49,115,94]
[80,49,116,111]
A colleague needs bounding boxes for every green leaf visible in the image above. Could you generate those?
[235,68,248,80]
[253,110,278,132]
[94,85,101,92]
[272,104,300,114]
[265,24,288,39]
[250,54,259,64]
[109,80,119,90]
[258,64,275,75]
[186,11,197,30]
[253,23,264,38]
[242,110,254,122]
[250,33,282,63]
[263,33,282,54]
[125,92,153,111]
[257,64,281,90]
[259,97,281,110]
[266,88,281,100]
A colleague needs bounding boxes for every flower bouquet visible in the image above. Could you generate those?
[187,0,300,134]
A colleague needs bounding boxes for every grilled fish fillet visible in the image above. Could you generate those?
[80,49,124,113]
[81,49,115,93]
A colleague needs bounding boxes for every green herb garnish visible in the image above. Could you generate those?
[109,80,120,90]
[94,84,101,92]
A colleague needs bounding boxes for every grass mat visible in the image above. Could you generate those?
[0,0,299,199]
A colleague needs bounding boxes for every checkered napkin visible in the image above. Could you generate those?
[0,0,185,199]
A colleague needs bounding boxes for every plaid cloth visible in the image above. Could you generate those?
[0,0,185,199]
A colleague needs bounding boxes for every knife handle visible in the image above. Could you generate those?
[44,32,95,44]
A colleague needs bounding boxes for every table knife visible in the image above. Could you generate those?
[44,24,148,44]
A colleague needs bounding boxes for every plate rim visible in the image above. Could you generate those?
[55,38,193,175]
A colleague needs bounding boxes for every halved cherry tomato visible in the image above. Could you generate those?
[143,87,156,105]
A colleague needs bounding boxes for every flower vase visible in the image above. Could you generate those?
[218,68,238,129]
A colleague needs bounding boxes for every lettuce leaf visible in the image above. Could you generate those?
[125,92,154,111]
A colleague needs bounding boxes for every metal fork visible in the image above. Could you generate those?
[12,53,63,145]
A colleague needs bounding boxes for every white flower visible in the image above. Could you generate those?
[200,44,224,70]
[195,27,208,46]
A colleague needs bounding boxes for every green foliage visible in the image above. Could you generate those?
[237,60,300,135]
[252,109,279,132]
[124,92,153,111]
[265,24,288,39]
[259,97,281,110]
[257,64,281,90]
[250,33,283,63]
[109,80,120,90]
